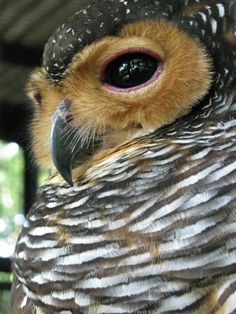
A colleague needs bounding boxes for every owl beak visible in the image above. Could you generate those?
[50,98,99,186]
[50,98,75,186]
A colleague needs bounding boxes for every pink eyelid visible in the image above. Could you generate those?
[100,47,164,93]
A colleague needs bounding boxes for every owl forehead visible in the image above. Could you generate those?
[43,0,180,82]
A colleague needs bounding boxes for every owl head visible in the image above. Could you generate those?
[26,0,215,185]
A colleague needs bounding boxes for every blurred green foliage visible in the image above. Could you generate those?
[0,141,24,258]
[0,141,24,314]
[0,272,12,314]
[0,141,23,218]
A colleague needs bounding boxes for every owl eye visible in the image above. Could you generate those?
[31,89,42,106]
[102,51,162,91]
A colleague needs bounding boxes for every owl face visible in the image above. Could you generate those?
[27,2,212,185]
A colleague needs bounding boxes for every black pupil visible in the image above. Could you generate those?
[104,53,159,89]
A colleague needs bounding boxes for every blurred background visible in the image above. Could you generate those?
[0,0,89,312]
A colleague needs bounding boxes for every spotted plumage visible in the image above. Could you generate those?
[11,0,236,313]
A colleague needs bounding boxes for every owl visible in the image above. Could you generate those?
[11,0,236,313]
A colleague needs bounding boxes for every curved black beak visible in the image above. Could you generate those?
[50,99,99,186]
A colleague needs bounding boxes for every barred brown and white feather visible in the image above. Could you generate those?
[11,0,236,313]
